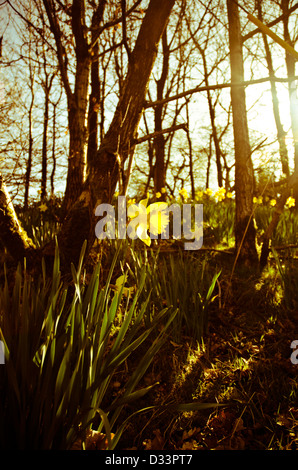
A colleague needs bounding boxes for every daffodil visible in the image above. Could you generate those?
[39,203,48,212]
[127,198,136,205]
[226,192,233,199]
[179,188,188,199]
[148,202,169,236]
[161,187,166,194]
[156,192,161,199]
[270,199,276,207]
[113,274,135,298]
[286,196,295,208]
[215,187,226,202]
[196,190,204,199]
[253,196,263,205]
[204,188,213,197]
[127,198,169,246]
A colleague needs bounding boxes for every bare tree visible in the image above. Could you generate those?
[0,0,176,269]
[227,0,258,264]
[257,0,290,178]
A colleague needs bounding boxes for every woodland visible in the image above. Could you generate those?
[0,0,298,451]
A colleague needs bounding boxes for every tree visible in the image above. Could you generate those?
[280,0,298,200]
[257,0,290,179]
[57,0,176,267]
[42,0,106,212]
[0,0,176,269]
[227,0,258,265]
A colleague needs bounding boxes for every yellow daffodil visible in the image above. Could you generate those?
[179,188,188,199]
[215,187,226,202]
[148,202,169,236]
[226,192,233,199]
[253,196,263,204]
[204,188,213,197]
[196,190,204,199]
[286,196,295,208]
[156,192,161,199]
[39,203,48,212]
[161,187,166,193]
[127,199,169,246]
[270,199,277,207]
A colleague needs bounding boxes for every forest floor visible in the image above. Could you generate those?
[100,248,298,451]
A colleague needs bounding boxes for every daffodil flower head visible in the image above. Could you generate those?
[215,187,226,201]
[127,199,169,246]
[286,196,295,208]
[148,202,169,236]
[179,188,188,199]
[39,203,48,212]
[253,196,263,205]
[127,198,136,205]
[204,188,213,197]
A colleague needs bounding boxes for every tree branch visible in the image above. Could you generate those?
[133,123,187,145]
[242,3,298,43]
[145,75,298,109]
[42,0,72,100]
[121,0,131,60]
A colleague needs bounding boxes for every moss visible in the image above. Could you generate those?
[0,177,35,262]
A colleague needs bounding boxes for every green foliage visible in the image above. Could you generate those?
[0,241,177,449]
[128,249,221,342]
[272,248,298,311]
[255,204,298,247]
[201,199,235,246]
[16,198,62,248]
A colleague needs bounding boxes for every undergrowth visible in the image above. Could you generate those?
[0,196,297,450]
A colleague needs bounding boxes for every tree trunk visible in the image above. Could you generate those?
[41,88,50,201]
[0,173,36,263]
[257,0,289,178]
[281,0,298,202]
[153,29,169,199]
[50,100,57,199]
[87,42,100,169]
[43,0,94,214]
[24,71,35,210]
[227,0,258,265]
[200,46,223,188]
[63,56,90,212]
[57,0,176,268]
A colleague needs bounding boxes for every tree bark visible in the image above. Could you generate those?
[227,0,258,265]
[24,57,35,210]
[281,0,298,202]
[0,173,36,263]
[257,0,289,178]
[42,0,97,213]
[153,29,169,199]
